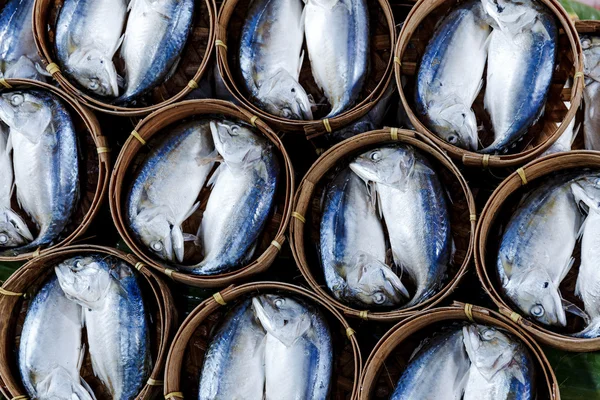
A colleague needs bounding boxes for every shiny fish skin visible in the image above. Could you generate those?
[415,0,490,151]
[304,0,369,117]
[55,255,150,400]
[19,276,93,400]
[127,120,215,264]
[583,80,600,151]
[320,168,407,307]
[582,35,600,83]
[0,90,79,256]
[118,0,194,104]
[391,329,470,400]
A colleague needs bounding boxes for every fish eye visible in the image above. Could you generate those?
[151,241,163,252]
[542,281,549,289]
[373,292,386,304]
[370,151,381,161]
[0,233,7,244]
[481,328,495,340]
[230,125,240,136]
[447,134,459,144]
[10,94,23,106]
[531,304,545,318]
[582,39,591,49]
[291,88,295,93]
[88,79,100,91]
[282,108,292,119]
[274,298,285,308]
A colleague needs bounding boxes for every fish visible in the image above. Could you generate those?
[127,120,216,264]
[19,276,93,400]
[583,80,600,151]
[350,145,452,306]
[0,90,79,256]
[118,0,194,104]
[0,0,45,80]
[319,168,408,307]
[252,294,332,400]
[0,123,33,248]
[581,35,600,83]
[304,0,369,117]
[239,0,312,120]
[191,120,279,275]
[480,0,557,154]
[198,299,267,400]
[463,324,535,400]
[497,175,588,327]
[55,0,127,97]
[541,118,577,156]
[391,328,470,400]
[55,255,150,400]
[415,0,490,151]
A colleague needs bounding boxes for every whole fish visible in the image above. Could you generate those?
[391,328,470,400]
[481,0,557,154]
[320,168,408,307]
[55,255,150,400]
[0,0,45,80]
[0,123,33,248]
[0,90,79,256]
[583,80,600,151]
[19,276,93,400]
[350,145,452,306]
[239,0,312,120]
[55,0,127,97]
[415,0,490,151]
[253,294,332,400]
[497,176,586,326]
[463,324,535,400]
[127,120,215,263]
[192,121,279,275]
[198,299,267,400]
[304,0,369,117]
[118,0,194,104]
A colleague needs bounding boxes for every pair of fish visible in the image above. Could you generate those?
[19,255,150,400]
[127,119,279,275]
[416,0,556,154]
[239,0,368,120]
[55,0,193,103]
[0,90,79,256]
[320,145,452,308]
[392,324,534,400]
[198,294,332,399]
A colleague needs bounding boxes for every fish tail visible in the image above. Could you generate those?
[573,318,600,339]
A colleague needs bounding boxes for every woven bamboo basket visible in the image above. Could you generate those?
[0,244,176,399]
[110,99,294,288]
[32,0,216,116]
[394,0,583,168]
[163,281,361,400]
[289,128,476,322]
[475,151,600,351]
[216,0,397,136]
[359,303,560,399]
[575,19,600,36]
[0,79,110,262]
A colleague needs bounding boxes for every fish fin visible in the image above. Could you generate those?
[207,163,224,188]
[558,257,576,284]
[67,33,77,55]
[180,201,201,223]
[183,233,198,242]
[297,50,305,78]
[573,318,600,339]
[77,340,86,371]
[164,57,182,82]
[171,225,185,263]
[117,73,125,89]
[79,377,97,400]
[112,34,125,58]
[499,252,513,280]
[562,298,590,324]
[241,240,259,264]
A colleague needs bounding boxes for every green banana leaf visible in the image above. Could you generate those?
[546,347,600,399]
[560,0,600,19]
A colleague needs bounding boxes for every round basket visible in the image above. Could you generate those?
[32,0,216,116]
[110,99,294,288]
[216,0,397,136]
[394,0,583,168]
[0,79,110,262]
[359,302,559,399]
[289,128,476,322]
[475,151,600,351]
[163,281,361,400]
[575,19,600,36]
[0,244,177,399]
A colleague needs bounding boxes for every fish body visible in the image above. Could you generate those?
[350,146,452,306]
[320,168,407,307]
[415,0,490,150]
[118,0,194,104]
[19,276,92,400]
[304,0,369,117]
[55,0,127,97]
[198,299,266,400]
[0,90,79,256]
[127,120,215,263]
[391,329,470,400]
[0,0,44,80]
[55,255,150,400]
[583,80,600,151]
[192,121,279,275]
[239,0,312,120]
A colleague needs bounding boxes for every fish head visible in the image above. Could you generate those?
[67,47,119,97]
[252,294,312,346]
[463,324,520,382]
[0,91,52,142]
[209,120,264,168]
[504,267,566,327]
[133,208,182,263]
[0,208,34,248]
[344,253,408,306]
[54,256,113,309]
[257,69,313,120]
[481,0,538,35]
[429,103,478,150]
[582,36,600,80]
